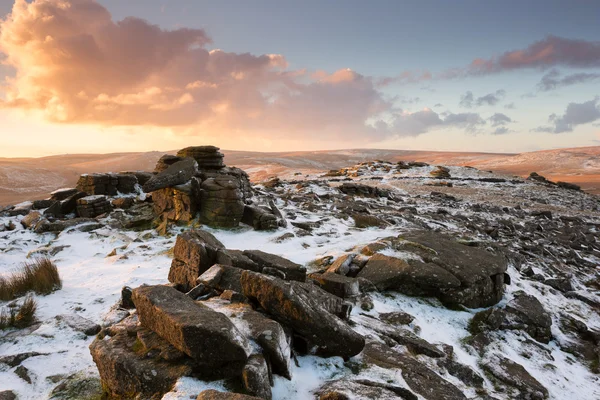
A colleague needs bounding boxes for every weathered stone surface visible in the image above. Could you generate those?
[177,146,224,169]
[169,230,225,291]
[241,271,364,358]
[482,354,549,399]
[358,231,508,308]
[56,314,101,336]
[354,315,445,358]
[33,217,97,234]
[242,354,271,400]
[242,205,278,230]
[243,250,306,282]
[470,291,552,343]
[143,158,198,193]
[339,183,390,198]
[77,173,138,196]
[32,199,56,209]
[358,253,461,292]
[238,308,292,379]
[199,175,245,228]
[154,154,183,173]
[48,371,103,400]
[0,391,17,400]
[76,195,112,218]
[59,191,87,215]
[152,180,199,223]
[309,272,360,298]
[379,311,415,326]
[316,379,417,400]
[111,197,135,210]
[197,264,244,293]
[196,390,262,400]
[90,328,192,398]
[50,188,79,201]
[0,352,48,368]
[362,341,467,400]
[132,285,249,366]
[21,211,42,229]
[216,249,260,271]
[326,254,355,276]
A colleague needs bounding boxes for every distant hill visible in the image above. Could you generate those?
[1,146,599,205]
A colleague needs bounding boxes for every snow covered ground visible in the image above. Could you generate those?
[1,162,599,399]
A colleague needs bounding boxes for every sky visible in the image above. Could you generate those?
[0,0,599,157]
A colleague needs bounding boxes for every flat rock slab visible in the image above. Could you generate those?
[132,285,249,365]
[243,250,307,282]
[240,271,364,358]
[143,158,198,193]
[482,354,549,399]
[316,379,417,400]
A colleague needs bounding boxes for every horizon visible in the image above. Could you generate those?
[1,0,599,157]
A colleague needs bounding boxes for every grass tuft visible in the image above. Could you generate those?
[0,294,38,330]
[0,257,62,301]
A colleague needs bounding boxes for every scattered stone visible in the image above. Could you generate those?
[482,354,549,399]
[56,314,101,336]
[0,391,17,400]
[309,272,360,298]
[242,205,278,230]
[50,188,79,201]
[15,365,32,384]
[48,371,103,400]
[0,352,48,367]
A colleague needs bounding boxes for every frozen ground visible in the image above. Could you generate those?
[1,162,599,399]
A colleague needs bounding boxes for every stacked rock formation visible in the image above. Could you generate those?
[76,196,112,218]
[177,146,225,169]
[76,173,139,196]
[90,229,364,399]
[147,146,280,230]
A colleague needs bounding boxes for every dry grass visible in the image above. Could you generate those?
[0,295,37,329]
[0,257,62,301]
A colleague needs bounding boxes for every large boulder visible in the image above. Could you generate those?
[316,379,417,400]
[358,231,508,308]
[90,328,192,398]
[143,158,198,193]
[481,354,549,399]
[169,230,225,291]
[132,285,249,368]
[76,173,138,195]
[196,390,262,400]
[240,271,364,359]
[198,175,245,228]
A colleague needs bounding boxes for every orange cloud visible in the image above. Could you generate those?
[0,0,401,142]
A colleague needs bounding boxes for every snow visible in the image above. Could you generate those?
[1,161,599,399]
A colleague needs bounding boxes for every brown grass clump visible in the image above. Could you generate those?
[0,295,37,330]
[0,257,62,301]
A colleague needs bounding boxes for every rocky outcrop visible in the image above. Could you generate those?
[152,181,198,223]
[76,173,138,195]
[240,271,364,358]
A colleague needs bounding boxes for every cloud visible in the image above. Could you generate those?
[535,97,600,133]
[504,102,516,109]
[382,109,486,136]
[2,0,450,143]
[491,127,510,135]
[460,36,600,77]
[537,69,600,91]
[489,113,513,127]
[460,90,506,108]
